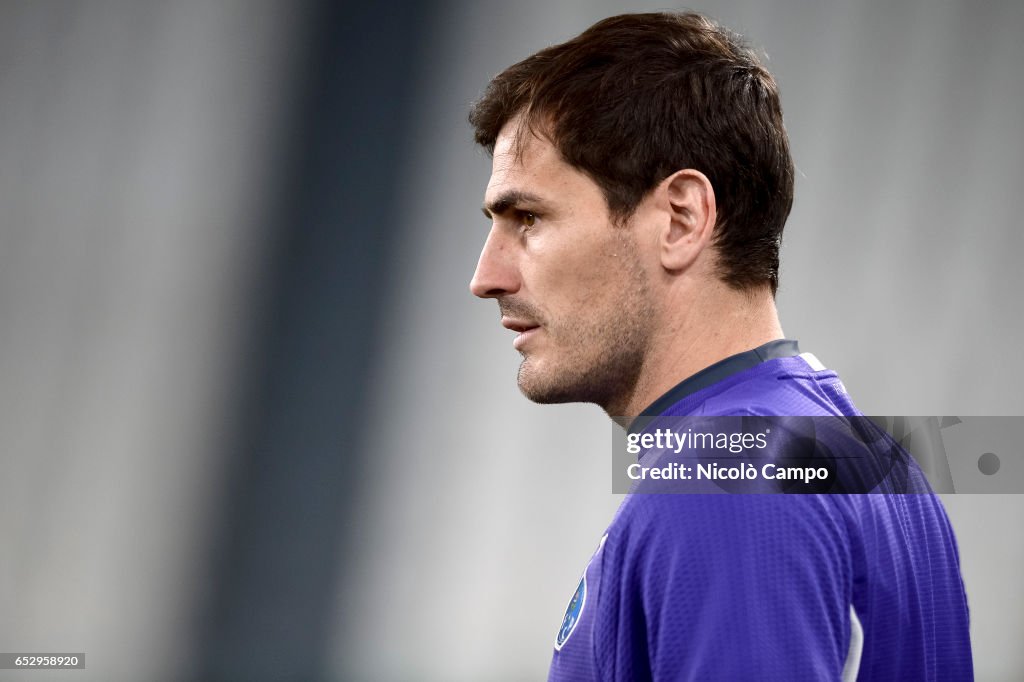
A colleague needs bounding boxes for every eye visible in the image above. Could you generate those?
[521,212,537,227]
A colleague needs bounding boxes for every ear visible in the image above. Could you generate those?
[655,169,717,272]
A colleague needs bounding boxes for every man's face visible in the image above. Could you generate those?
[470,122,656,411]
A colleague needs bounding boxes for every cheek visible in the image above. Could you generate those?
[532,246,599,299]
[532,243,631,317]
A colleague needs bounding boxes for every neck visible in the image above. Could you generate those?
[605,282,784,418]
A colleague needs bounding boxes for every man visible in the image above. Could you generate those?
[468,12,972,682]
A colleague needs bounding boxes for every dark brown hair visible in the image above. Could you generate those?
[469,12,794,295]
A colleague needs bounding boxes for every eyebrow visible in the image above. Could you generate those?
[482,189,545,219]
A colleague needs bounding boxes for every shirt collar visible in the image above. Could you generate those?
[629,339,801,429]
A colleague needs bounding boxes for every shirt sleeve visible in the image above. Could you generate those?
[594,494,853,681]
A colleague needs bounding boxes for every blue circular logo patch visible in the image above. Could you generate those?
[555,576,586,649]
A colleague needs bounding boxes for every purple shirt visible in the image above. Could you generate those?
[548,344,972,681]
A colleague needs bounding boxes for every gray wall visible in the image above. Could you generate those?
[0,2,301,680]
[0,1,1020,680]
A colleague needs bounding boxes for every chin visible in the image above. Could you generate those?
[517,358,597,405]
[518,382,580,405]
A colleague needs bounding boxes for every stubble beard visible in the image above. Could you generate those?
[515,237,655,415]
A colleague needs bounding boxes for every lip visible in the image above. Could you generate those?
[502,317,541,350]
[512,326,540,350]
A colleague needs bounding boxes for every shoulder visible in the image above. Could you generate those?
[595,493,855,679]
[608,493,852,577]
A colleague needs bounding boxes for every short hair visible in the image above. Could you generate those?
[469,12,795,295]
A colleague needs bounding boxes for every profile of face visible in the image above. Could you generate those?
[470,121,657,412]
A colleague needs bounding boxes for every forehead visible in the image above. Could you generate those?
[484,121,598,206]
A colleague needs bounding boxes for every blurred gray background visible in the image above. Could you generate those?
[0,0,1021,680]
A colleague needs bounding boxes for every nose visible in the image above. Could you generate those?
[470,226,521,299]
